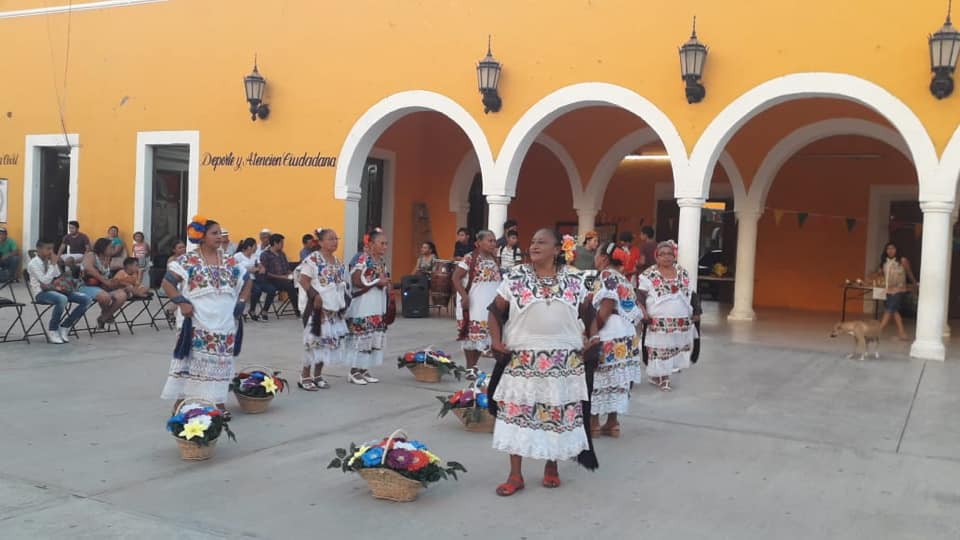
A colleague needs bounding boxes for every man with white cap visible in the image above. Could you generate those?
[219,228,237,256]
[254,228,271,260]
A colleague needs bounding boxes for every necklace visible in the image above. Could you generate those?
[535,270,559,305]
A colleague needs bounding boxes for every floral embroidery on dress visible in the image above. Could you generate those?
[641,265,692,301]
[649,316,693,333]
[594,269,639,312]
[457,319,489,342]
[505,348,584,379]
[506,265,584,310]
[178,253,242,292]
[353,252,385,284]
[307,252,345,286]
[496,401,584,434]
[346,314,385,335]
[462,253,502,282]
[601,334,640,364]
[191,328,235,355]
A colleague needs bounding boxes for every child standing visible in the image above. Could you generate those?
[497,230,522,274]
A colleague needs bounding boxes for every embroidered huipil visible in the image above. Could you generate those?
[492,265,590,461]
[636,264,697,378]
[299,252,349,367]
[161,252,247,403]
[456,252,502,351]
[344,252,388,368]
[591,268,643,414]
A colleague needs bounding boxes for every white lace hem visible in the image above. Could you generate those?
[594,360,641,391]
[645,327,697,347]
[492,421,588,460]
[591,390,630,415]
[646,351,692,377]
[492,372,588,406]
[461,336,491,352]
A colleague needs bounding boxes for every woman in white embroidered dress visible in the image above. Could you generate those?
[297,228,348,391]
[161,217,251,416]
[636,241,696,392]
[590,242,643,436]
[344,229,390,385]
[452,229,502,379]
[488,228,597,496]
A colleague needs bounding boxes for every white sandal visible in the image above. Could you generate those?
[349,372,368,385]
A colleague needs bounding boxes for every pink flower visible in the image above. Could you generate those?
[537,355,553,372]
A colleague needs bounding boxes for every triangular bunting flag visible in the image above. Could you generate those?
[773,209,784,227]
[845,218,856,232]
[797,212,809,228]
[914,223,923,240]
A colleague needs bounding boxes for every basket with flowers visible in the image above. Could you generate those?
[166,399,236,461]
[328,429,467,502]
[397,348,465,383]
[436,371,495,433]
[229,365,288,414]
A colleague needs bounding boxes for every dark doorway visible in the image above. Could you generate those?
[150,145,190,272]
[38,147,70,250]
[888,200,922,319]
[358,158,385,246]
[467,173,487,235]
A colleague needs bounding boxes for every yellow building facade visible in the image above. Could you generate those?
[3,0,960,359]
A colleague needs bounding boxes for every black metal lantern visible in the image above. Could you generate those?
[476,36,502,113]
[243,56,270,121]
[930,2,960,99]
[678,17,708,104]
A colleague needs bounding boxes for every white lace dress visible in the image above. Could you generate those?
[344,252,388,369]
[456,252,502,351]
[161,252,247,403]
[299,252,349,367]
[591,268,643,414]
[492,265,589,461]
[636,265,697,379]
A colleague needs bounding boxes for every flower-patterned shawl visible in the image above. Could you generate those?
[352,252,387,287]
[169,252,247,300]
[592,268,644,325]
[499,264,586,313]
[301,251,347,311]
[636,264,692,309]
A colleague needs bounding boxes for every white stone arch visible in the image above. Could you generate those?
[448,134,586,228]
[583,127,747,212]
[747,118,912,211]
[688,73,941,202]
[335,90,496,255]
[491,83,688,202]
[938,123,960,202]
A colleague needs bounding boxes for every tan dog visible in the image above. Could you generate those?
[830,320,881,360]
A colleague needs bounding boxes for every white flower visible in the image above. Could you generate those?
[393,442,417,451]
[180,402,206,413]
[192,414,212,428]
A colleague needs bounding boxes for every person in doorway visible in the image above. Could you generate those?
[497,230,522,274]
[345,229,390,385]
[638,226,657,273]
[573,231,599,271]
[58,221,91,258]
[636,241,697,392]
[413,241,438,276]
[300,233,318,261]
[161,216,252,418]
[487,228,599,496]
[27,240,94,344]
[453,229,502,379]
[453,228,472,261]
[106,225,128,271]
[877,242,917,341]
[617,232,641,281]
[0,227,21,282]
[497,219,519,248]
[260,233,300,318]
[114,257,151,298]
[590,242,643,437]
[80,237,130,329]
[298,228,349,391]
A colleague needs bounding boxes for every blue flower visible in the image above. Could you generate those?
[166,413,186,432]
[476,393,489,408]
[407,440,428,450]
[361,447,384,467]
[414,352,426,363]
[620,300,636,311]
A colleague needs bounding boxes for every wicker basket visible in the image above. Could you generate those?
[171,398,219,461]
[452,407,495,433]
[234,365,278,414]
[358,468,423,502]
[408,363,441,383]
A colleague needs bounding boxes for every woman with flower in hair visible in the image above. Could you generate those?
[297,228,348,391]
[452,229,502,379]
[636,240,696,392]
[161,216,252,417]
[344,228,390,385]
[589,242,643,436]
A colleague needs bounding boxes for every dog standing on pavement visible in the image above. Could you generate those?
[829,320,882,360]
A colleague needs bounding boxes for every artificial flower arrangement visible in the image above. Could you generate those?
[328,430,467,502]
[397,348,466,383]
[562,234,577,265]
[167,400,236,461]
[229,366,288,414]
[436,371,496,433]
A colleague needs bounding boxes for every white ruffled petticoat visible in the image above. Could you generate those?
[303,311,348,367]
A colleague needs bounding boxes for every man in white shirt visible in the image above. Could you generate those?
[27,239,94,344]
[254,228,271,260]
[219,229,238,256]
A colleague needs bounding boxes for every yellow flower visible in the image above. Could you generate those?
[261,377,278,395]
[614,342,628,359]
[424,450,441,464]
[178,419,207,440]
[348,445,370,467]
[438,357,451,364]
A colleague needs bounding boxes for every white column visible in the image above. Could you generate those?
[576,207,598,239]
[676,197,704,291]
[910,201,954,361]
[728,209,761,321]
[943,211,957,337]
[486,195,511,237]
[342,189,362,261]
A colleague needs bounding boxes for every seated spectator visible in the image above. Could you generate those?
[234,237,271,320]
[106,225,128,271]
[300,233,317,261]
[255,228,271,260]
[114,257,151,298]
[260,233,299,318]
[27,239,94,344]
[497,230,522,273]
[453,228,472,261]
[413,241,438,275]
[80,237,130,329]
[0,227,21,282]
[58,220,91,258]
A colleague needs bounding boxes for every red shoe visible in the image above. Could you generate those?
[543,465,561,488]
[495,474,525,496]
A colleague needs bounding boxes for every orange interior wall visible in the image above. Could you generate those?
[510,144,577,239]
[754,136,916,312]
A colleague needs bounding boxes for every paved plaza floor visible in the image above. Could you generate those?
[1,291,960,539]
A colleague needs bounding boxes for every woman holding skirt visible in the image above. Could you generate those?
[344,229,390,385]
[590,242,643,436]
[636,240,697,392]
[452,229,502,379]
[297,228,348,391]
[488,228,599,496]
[161,216,251,417]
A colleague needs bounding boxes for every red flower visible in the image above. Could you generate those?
[449,391,463,404]
[407,451,430,472]
[208,409,221,417]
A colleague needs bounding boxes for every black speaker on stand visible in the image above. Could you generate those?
[401,274,429,318]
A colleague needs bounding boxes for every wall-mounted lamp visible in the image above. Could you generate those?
[678,17,708,104]
[243,56,270,121]
[930,1,960,99]
[476,36,503,113]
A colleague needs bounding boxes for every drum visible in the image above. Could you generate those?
[430,259,455,307]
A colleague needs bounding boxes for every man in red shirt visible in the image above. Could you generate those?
[618,231,642,281]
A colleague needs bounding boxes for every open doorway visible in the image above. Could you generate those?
[38,147,70,250]
[357,158,385,248]
[467,173,487,235]
[150,145,190,272]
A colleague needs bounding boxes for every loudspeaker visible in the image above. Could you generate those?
[401,274,429,318]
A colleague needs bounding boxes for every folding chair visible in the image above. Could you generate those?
[149,268,177,330]
[0,277,28,343]
[113,291,159,334]
[21,270,87,342]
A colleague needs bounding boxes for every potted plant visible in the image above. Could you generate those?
[397,348,465,383]
[230,366,288,414]
[167,400,236,461]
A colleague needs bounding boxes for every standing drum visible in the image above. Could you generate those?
[430,259,454,307]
